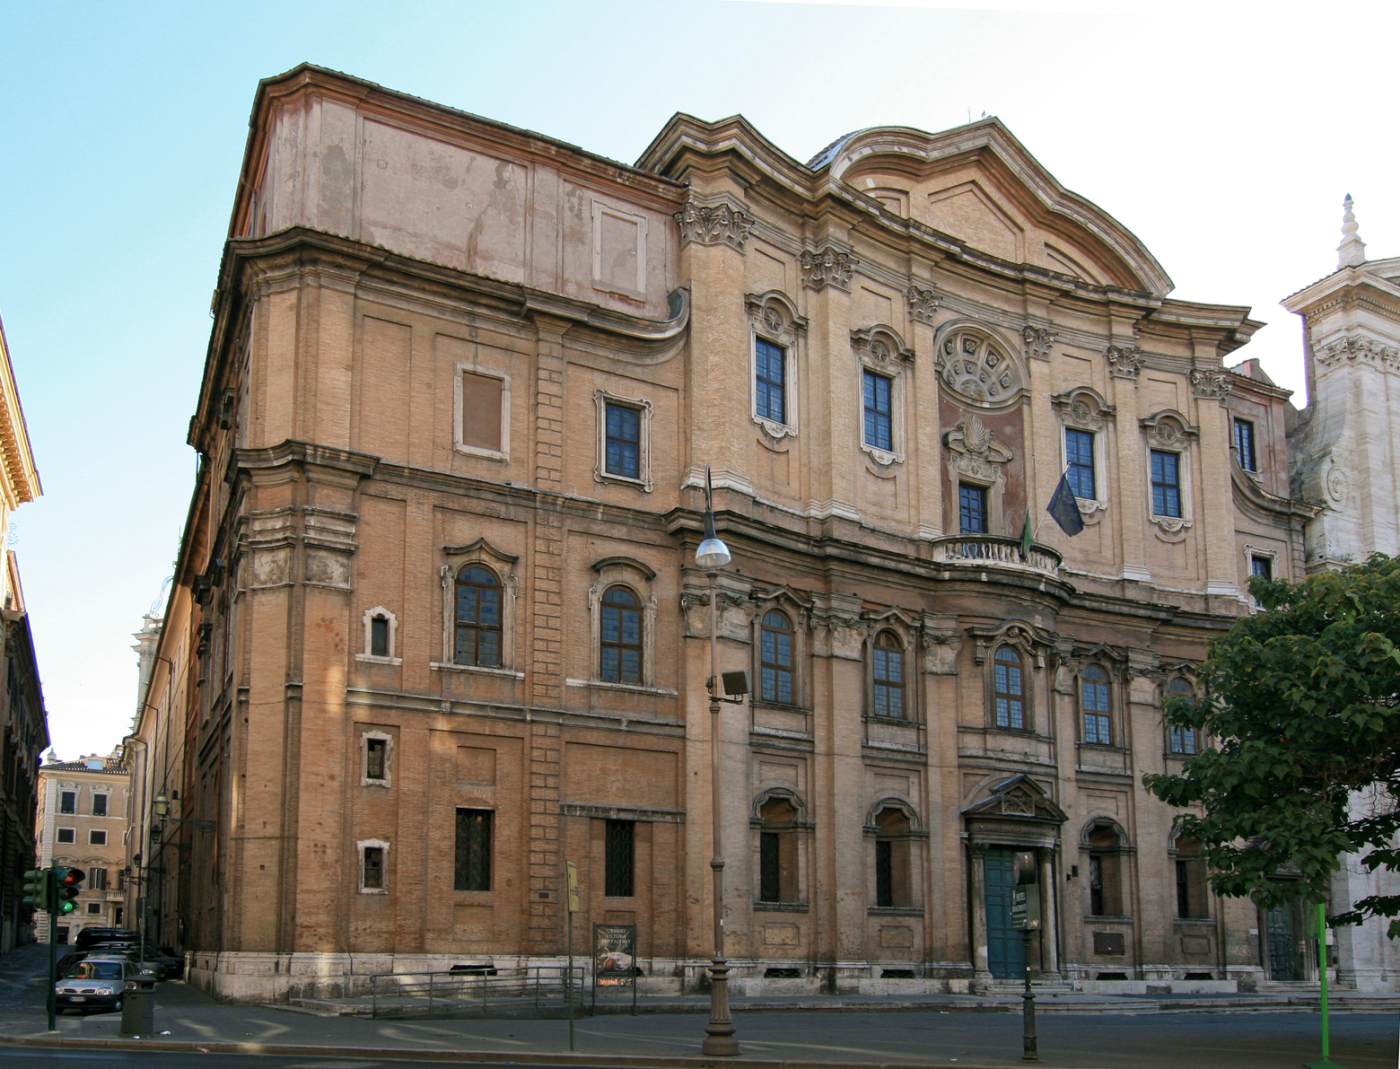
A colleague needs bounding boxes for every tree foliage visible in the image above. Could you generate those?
[1145,555,1400,932]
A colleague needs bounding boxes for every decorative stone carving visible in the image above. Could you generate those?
[1051,387,1114,432]
[1106,343,1143,380]
[851,326,914,367]
[935,328,1023,407]
[800,246,856,292]
[673,197,754,251]
[945,414,1013,484]
[905,284,941,324]
[1189,368,1233,401]
[1022,325,1056,362]
[920,614,962,675]
[1140,410,1196,450]
[1317,335,1400,374]
[1325,459,1349,506]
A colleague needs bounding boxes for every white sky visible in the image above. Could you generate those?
[2,0,1396,759]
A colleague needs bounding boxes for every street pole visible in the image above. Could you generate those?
[46,868,56,1031]
[1307,901,1345,1069]
[1021,930,1037,1062]
[702,564,738,1056]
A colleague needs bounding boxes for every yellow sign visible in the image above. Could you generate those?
[566,861,579,913]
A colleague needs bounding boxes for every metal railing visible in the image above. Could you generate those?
[369,964,587,1019]
[930,535,1061,577]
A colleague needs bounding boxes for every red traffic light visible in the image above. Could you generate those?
[60,867,86,887]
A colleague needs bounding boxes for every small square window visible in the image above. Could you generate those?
[365,737,388,782]
[56,828,75,844]
[959,483,988,534]
[1233,418,1257,473]
[89,830,107,846]
[604,402,641,480]
[59,791,75,815]
[862,370,893,452]
[87,903,102,915]
[1250,554,1272,581]
[1150,450,1182,518]
[92,794,108,817]
[1066,428,1096,500]
[362,845,385,891]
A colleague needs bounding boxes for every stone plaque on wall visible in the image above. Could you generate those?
[1093,931,1125,955]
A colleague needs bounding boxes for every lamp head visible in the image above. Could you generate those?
[696,465,730,569]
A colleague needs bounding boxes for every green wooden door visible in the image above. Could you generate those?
[1266,903,1302,981]
[985,849,1026,980]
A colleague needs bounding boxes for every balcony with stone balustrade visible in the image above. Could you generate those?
[928,534,1062,580]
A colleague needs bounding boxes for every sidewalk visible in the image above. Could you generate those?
[0,943,1393,1068]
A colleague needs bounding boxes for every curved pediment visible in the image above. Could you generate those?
[811,121,1172,296]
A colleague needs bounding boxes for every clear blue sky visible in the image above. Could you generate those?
[3,0,1397,759]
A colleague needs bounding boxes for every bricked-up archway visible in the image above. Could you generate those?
[962,775,1067,984]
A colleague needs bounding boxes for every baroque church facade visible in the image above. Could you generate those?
[130,65,1345,1000]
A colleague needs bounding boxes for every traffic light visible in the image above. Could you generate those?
[53,866,85,915]
[21,868,48,911]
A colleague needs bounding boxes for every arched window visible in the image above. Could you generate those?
[1087,822,1126,917]
[993,646,1025,730]
[1081,665,1112,746]
[757,796,799,904]
[759,610,795,705]
[1173,834,1208,919]
[874,806,912,907]
[871,632,905,719]
[454,565,502,668]
[1166,677,1198,754]
[600,586,643,685]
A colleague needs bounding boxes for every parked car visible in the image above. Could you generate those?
[55,957,133,1014]
[74,927,138,951]
[86,942,165,981]
[148,947,185,981]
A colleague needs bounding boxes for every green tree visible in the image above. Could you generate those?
[1146,554,1400,932]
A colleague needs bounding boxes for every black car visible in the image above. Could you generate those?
[74,927,138,950]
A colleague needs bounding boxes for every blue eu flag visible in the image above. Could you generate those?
[1046,471,1084,536]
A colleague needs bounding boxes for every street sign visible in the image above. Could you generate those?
[566,861,579,914]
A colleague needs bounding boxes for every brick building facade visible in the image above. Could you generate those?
[132,66,1323,1000]
[35,754,129,943]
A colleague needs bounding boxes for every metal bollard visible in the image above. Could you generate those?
[1021,932,1038,1062]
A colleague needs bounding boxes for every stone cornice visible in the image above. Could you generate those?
[0,316,41,510]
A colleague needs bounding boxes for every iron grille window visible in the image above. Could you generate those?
[91,793,108,817]
[1150,450,1182,518]
[454,564,502,668]
[362,846,385,890]
[993,646,1025,730]
[959,483,988,534]
[370,615,390,657]
[454,809,493,891]
[1081,665,1112,746]
[875,839,893,908]
[605,820,634,897]
[600,586,643,685]
[365,737,387,781]
[60,791,75,814]
[759,610,795,704]
[755,338,786,424]
[604,402,641,480]
[1065,428,1096,499]
[862,370,893,451]
[871,632,904,718]
[1233,418,1257,472]
[760,831,781,903]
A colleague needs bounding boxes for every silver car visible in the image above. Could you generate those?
[55,956,132,1013]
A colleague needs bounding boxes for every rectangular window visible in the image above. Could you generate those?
[454,808,492,891]
[91,794,108,817]
[1169,724,1198,755]
[460,370,504,452]
[959,483,988,534]
[760,831,781,903]
[60,791,75,815]
[370,616,390,658]
[1149,450,1182,518]
[89,830,107,846]
[1250,554,1272,581]
[90,868,108,891]
[1065,428,1096,500]
[1233,418,1257,472]
[362,846,385,891]
[604,402,641,480]
[862,370,893,452]
[56,828,74,844]
[365,737,387,781]
[87,902,101,915]
[754,338,786,425]
[605,819,635,897]
[875,839,893,908]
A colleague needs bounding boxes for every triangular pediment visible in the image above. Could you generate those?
[962,773,1067,825]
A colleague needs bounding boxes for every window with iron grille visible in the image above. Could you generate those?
[362,846,385,891]
[862,370,893,452]
[959,483,988,534]
[600,586,643,685]
[993,646,1025,730]
[454,809,493,891]
[365,737,388,781]
[1233,418,1257,473]
[454,565,503,668]
[760,831,781,903]
[1065,428,1096,500]
[1081,665,1112,746]
[605,820,634,897]
[755,338,786,425]
[1150,450,1182,518]
[871,632,904,718]
[759,610,795,705]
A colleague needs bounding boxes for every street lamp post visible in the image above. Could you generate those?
[697,467,739,1057]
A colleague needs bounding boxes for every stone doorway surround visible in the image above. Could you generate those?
[962,774,1067,986]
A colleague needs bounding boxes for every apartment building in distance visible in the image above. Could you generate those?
[131,65,1337,1001]
[0,313,46,952]
[35,753,129,943]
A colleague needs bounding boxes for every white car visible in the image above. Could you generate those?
[55,956,133,1013]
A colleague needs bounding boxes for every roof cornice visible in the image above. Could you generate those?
[0,315,41,511]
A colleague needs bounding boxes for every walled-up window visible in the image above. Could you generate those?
[874,807,912,908]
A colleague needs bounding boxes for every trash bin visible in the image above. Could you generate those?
[120,972,157,1036]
